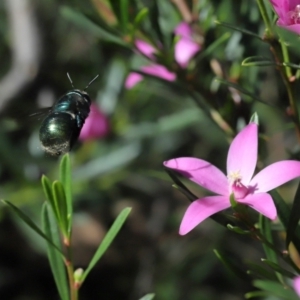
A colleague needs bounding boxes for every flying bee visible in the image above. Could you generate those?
[39,73,99,156]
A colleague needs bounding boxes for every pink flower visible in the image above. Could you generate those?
[125,22,201,89]
[270,0,300,34]
[79,103,109,141]
[174,22,201,68]
[164,122,300,235]
[294,276,300,296]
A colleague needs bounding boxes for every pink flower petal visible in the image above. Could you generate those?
[175,37,201,68]
[141,64,176,81]
[270,0,289,20]
[135,39,156,59]
[293,276,300,296]
[79,103,110,141]
[227,123,258,185]
[164,157,228,196]
[237,193,277,220]
[174,22,192,38]
[179,196,230,235]
[250,160,300,193]
[278,23,300,34]
[125,72,143,89]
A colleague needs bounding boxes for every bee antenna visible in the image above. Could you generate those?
[84,74,99,91]
[67,73,75,89]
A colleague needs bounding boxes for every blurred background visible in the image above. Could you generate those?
[0,0,299,299]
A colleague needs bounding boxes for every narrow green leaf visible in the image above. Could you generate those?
[2,200,63,254]
[242,56,277,67]
[120,0,129,30]
[42,203,68,300]
[215,78,271,105]
[215,20,262,40]
[213,249,249,281]
[270,190,290,229]
[81,207,131,283]
[246,262,277,281]
[134,7,149,27]
[52,181,68,236]
[259,215,277,263]
[259,215,283,283]
[195,32,230,62]
[60,6,129,47]
[148,0,164,45]
[227,224,250,235]
[245,290,274,299]
[165,169,198,202]
[249,112,259,125]
[139,294,155,300]
[59,154,72,234]
[41,175,59,219]
[283,62,300,70]
[261,259,295,278]
[286,181,300,252]
[253,280,299,300]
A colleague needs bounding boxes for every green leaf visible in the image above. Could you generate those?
[41,175,56,213]
[252,280,299,300]
[42,203,68,300]
[286,181,300,252]
[215,78,271,105]
[60,6,129,47]
[59,154,72,234]
[259,216,277,263]
[249,112,259,125]
[276,27,300,54]
[282,62,300,70]
[215,20,262,40]
[227,224,250,235]
[134,7,149,27]
[242,56,277,67]
[164,169,198,202]
[270,190,290,229]
[52,181,68,236]
[81,207,131,283]
[2,200,63,254]
[245,290,273,298]
[108,0,130,30]
[246,262,277,281]
[139,294,155,300]
[261,259,295,278]
[213,249,249,281]
[148,0,164,45]
[120,0,129,30]
[259,215,284,283]
[195,32,230,62]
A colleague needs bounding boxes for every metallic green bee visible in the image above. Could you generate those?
[39,74,98,156]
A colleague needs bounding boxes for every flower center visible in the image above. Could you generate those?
[288,5,300,25]
[227,171,249,199]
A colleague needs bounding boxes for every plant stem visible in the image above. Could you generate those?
[64,238,78,300]
[269,41,300,142]
[256,0,274,39]
[280,40,292,78]
[257,0,300,142]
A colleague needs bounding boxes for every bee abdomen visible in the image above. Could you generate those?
[39,112,82,156]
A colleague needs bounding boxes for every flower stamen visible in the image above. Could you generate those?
[288,5,300,25]
[228,171,249,199]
